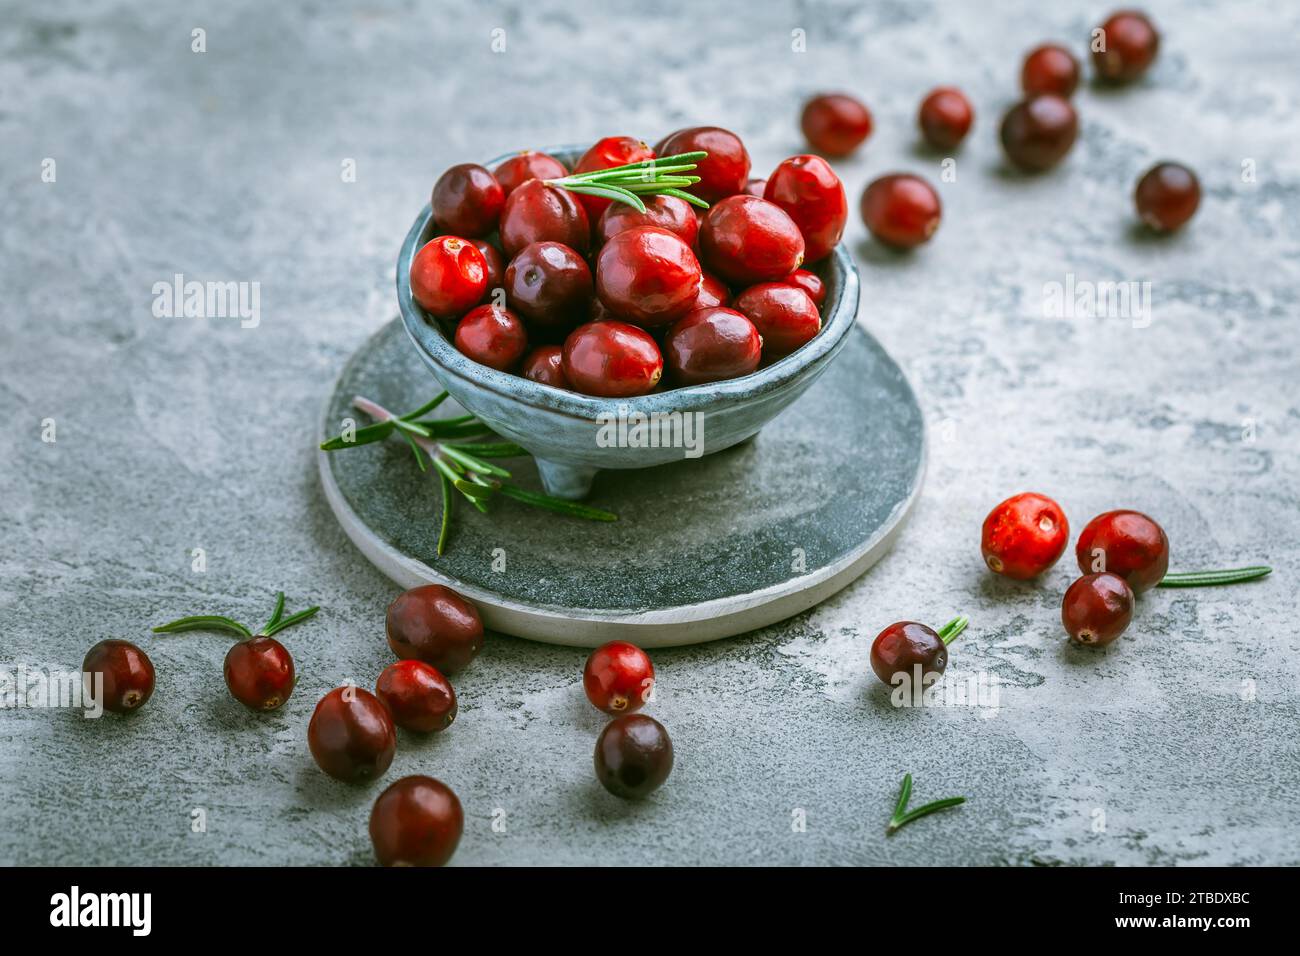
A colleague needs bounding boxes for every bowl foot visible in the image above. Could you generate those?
[534,458,598,500]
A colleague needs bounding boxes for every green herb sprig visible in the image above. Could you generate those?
[152,591,320,639]
[1157,566,1272,588]
[886,773,966,834]
[546,151,711,213]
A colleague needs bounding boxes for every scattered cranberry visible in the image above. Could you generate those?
[370,775,463,867]
[583,640,655,715]
[1092,10,1159,84]
[784,269,826,308]
[699,196,805,285]
[981,492,1069,579]
[469,239,505,300]
[597,194,699,247]
[870,622,953,686]
[430,164,504,238]
[732,283,821,359]
[521,345,570,388]
[595,226,702,328]
[744,178,767,197]
[917,87,974,151]
[1022,44,1080,97]
[572,135,655,221]
[800,93,873,157]
[493,149,568,196]
[1135,162,1200,232]
[1075,510,1169,594]
[498,179,590,258]
[762,154,847,263]
[860,174,942,249]
[386,584,485,674]
[594,714,673,799]
[307,686,397,783]
[409,236,488,318]
[454,304,529,371]
[655,126,751,202]
[376,660,457,733]
[999,94,1078,172]
[687,271,731,311]
[504,241,593,330]
[224,636,295,711]
[664,307,763,386]
[562,321,664,397]
[1062,573,1134,647]
[82,640,155,714]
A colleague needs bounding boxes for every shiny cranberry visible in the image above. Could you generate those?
[664,307,763,386]
[594,714,673,799]
[493,149,568,196]
[800,93,873,157]
[763,155,847,263]
[1075,510,1169,594]
[370,775,463,867]
[870,622,948,685]
[454,304,528,371]
[386,584,485,674]
[498,179,590,258]
[431,164,504,237]
[860,174,941,249]
[504,241,593,331]
[307,686,397,783]
[1135,162,1200,232]
[655,126,750,202]
[223,636,294,711]
[521,345,570,388]
[699,196,804,285]
[1092,10,1159,83]
[732,283,820,360]
[376,660,457,733]
[1022,44,1080,97]
[918,87,974,151]
[981,492,1069,579]
[744,177,767,197]
[597,195,698,247]
[583,641,655,715]
[469,239,505,300]
[595,226,701,328]
[409,236,488,318]
[82,640,155,714]
[1062,573,1134,647]
[572,136,655,221]
[562,321,663,397]
[784,269,826,308]
[686,271,730,311]
[1000,95,1078,172]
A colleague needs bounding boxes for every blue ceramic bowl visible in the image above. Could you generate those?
[397,146,860,499]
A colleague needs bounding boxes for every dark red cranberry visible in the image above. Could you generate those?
[655,126,751,202]
[1075,510,1169,594]
[870,622,948,685]
[784,269,825,308]
[454,304,528,371]
[308,686,397,783]
[1000,95,1078,172]
[1062,573,1134,646]
[370,775,463,867]
[521,345,570,388]
[597,195,698,248]
[498,179,590,258]
[1092,10,1159,83]
[699,196,805,285]
[224,636,294,711]
[594,714,673,799]
[562,321,663,397]
[917,87,974,151]
[981,492,1069,579]
[82,640,155,714]
[1022,44,1080,97]
[800,93,873,157]
[664,307,763,386]
[686,271,730,311]
[431,164,504,238]
[386,584,485,674]
[595,226,702,328]
[376,660,457,733]
[732,283,821,359]
[504,241,593,331]
[493,150,567,196]
[583,641,655,715]
[469,239,505,300]
[744,178,767,197]
[409,236,488,318]
[1135,162,1200,232]
[860,174,942,249]
[763,155,847,263]
[572,136,656,221]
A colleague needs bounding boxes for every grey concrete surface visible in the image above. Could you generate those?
[2,0,1298,866]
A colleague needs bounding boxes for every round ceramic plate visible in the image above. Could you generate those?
[319,317,925,647]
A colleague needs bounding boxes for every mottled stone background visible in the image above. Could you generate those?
[2,0,1297,865]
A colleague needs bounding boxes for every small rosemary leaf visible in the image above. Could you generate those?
[390,417,433,439]
[437,471,453,556]
[498,484,618,521]
[263,606,320,638]
[563,183,646,213]
[1157,566,1272,587]
[453,479,497,500]
[261,592,286,634]
[320,420,395,450]
[152,615,252,637]
[659,188,710,209]
[440,444,512,478]
[402,430,428,471]
[443,441,528,458]
[431,456,464,483]
[399,392,449,420]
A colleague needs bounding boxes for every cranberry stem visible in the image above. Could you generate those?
[1157,566,1272,588]
[887,773,967,834]
[936,615,968,646]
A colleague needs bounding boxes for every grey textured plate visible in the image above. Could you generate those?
[319,317,925,646]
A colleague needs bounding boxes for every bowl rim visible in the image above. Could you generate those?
[397,144,860,418]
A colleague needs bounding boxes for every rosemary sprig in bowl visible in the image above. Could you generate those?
[546,151,711,213]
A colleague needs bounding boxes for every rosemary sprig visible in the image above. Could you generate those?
[936,615,968,645]
[886,773,966,834]
[546,151,711,213]
[1157,566,1272,588]
[152,592,320,640]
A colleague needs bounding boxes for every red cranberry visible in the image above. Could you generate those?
[1075,510,1169,594]
[1135,162,1200,232]
[784,269,826,308]
[744,178,767,197]
[762,155,847,263]
[860,174,942,249]
[562,321,663,397]
[594,714,673,799]
[732,283,821,359]
[597,195,698,248]
[386,584,485,674]
[699,196,805,285]
[307,686,397,783]
[800,93,873,157]
[572,136,655,221]
[870,622,948,685]
[595,226,702,328]
[454,304,528,372]
[655,126,751,202]
[1022,44,1080,97]
[1092,10,1159,83]
[370,775,463,867]
[469,239,505,300]
[499,179,590,258]
[431,164,504,238]
[918,87,974,151]
[1062,573,1134,646]
[82,640,155,714]
[1000,95,1078,172]
[981,492,1069,579]
[664,307,763,386]
[521,345,570,388]
[493,149,567,196]
[582,640,655,715]
[686,271,731,311]
[504,241,593,330]
[223,636,294,711]
[409,236,488,318]
[376,660,457,733]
